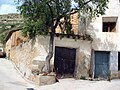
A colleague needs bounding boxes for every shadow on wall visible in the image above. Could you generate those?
[78,17,98,39]
[31,38,36,48]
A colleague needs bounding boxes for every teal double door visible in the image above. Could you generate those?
[94,51,110,79]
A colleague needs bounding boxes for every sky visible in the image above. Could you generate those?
[0,0,76,15]
[0,0,19,15]
[0,0,77,15]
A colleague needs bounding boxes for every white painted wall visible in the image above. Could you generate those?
[84,0,120,78]
[110,51,118,75]
[86,0,120,33]
[81,0,120,52]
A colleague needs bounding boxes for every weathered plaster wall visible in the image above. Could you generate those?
[92,33,120,51]
[86,0,120,34]
[5,30,28,58]
[9,36,92,81]
[6,39,11,57]
[110,51,118,78]
[81,0,120,78]
[55,37,92,78]
[10,39,44,82]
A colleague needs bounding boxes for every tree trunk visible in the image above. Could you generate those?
[43,32,54,74]
[42,18,59,74]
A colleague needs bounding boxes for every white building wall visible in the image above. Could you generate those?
[83,0,120,51]
[110,51,118,77]
[83,0,120,78]
[87,0,120,33]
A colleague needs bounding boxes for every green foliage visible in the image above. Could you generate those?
[74,0,109,18]
[17,0,109,38]
[80,76,86,80]
[0,33,7,44]
[0,20,23,44]
[0,22,23,44]
[107,70,111,81]
[0,22,23,34]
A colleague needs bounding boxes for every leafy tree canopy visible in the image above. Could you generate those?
[17,0,109,38]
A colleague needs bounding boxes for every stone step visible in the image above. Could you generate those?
[39,75,56,86]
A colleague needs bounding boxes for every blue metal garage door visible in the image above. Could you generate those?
[94,51,110,79]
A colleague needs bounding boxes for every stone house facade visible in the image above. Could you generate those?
[5,13,85,83]
[5,0,120,84]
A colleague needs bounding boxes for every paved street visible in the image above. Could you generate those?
[36,78,120,90]
[0,58,35,90]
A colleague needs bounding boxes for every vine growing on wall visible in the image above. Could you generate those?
[0,33,7,44]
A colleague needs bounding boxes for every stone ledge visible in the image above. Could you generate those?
[111,72,118,79]
[39,75,56,86]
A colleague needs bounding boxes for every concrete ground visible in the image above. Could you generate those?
[0,58,120,90]
[0,58,36,90]
[35,79,120,90]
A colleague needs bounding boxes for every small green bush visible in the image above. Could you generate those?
[80,76,86,80]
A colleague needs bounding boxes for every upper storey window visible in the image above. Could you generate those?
[103,22,116,32]
[102,17,118,32]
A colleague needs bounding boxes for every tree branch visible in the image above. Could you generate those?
[46,2,54,23]
[84,0,91,5]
